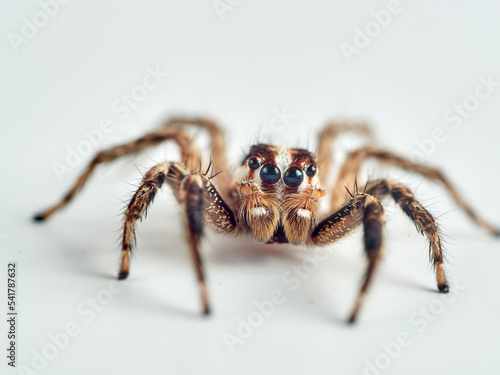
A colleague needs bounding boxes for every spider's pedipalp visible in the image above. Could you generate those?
[282,185,326,244]
[236,181,280,243]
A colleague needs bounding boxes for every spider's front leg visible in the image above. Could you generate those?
[365,179,449,291]
[119,162,237,315]
[308,193,386,323]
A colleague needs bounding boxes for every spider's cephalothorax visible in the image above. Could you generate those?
[34,117,499,323]
[233,144,325,245]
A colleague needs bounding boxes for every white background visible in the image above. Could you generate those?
[1,1,500,374]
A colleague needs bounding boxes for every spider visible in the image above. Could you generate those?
[34,117,499,323]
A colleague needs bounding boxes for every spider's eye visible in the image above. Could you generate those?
[283,167,304,187]
[248,157,260,170]
[306,165,317,177]
[260,164,281,184]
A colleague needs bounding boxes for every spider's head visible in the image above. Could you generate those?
[235,144,319,192]
[234,144,324,244]
[234,144,326,244]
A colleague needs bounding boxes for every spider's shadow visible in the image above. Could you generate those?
[206,233,303,264]
[54,218,455,323]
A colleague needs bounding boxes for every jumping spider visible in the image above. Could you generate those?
[34,118,499,323]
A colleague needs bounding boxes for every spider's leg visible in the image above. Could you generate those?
[316,120,374,186]
[330,146,499,236]
[34,127,200,221]
[119,162,174,280]
[365,179,448,292]
[308,193,386,323]
[161,117,232,198]
[120,162,237,315]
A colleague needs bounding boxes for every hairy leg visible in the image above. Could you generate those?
[34,126,200,221]
[330,146,499,236]
[365,179,449,292]
[308,193,386,323]
[316,120,374,187]
[162,117,231,190]
[120,161,237,315]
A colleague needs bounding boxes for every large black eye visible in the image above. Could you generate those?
[283,167,304,187]
[260,164,281,184]
[306,165,317,177]
[248,157,260,170]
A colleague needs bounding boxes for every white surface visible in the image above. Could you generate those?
[1,1,500,374]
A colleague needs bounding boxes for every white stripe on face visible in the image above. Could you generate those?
[275,146,292,171]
